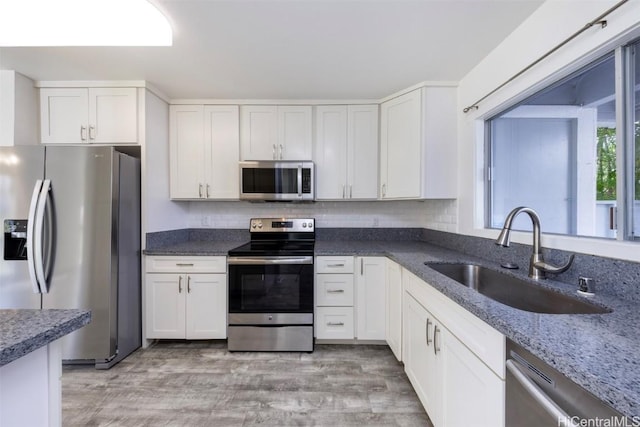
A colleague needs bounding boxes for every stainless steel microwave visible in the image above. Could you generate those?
[239,161,315,201]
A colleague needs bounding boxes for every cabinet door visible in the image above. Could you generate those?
[145,273,186,339]
[314,106,348,199]
[204,105,240,199]
[88,88,138,143]
[40,88,88,144]
[169,105,206,199]
[380,89,422,199]
[441,327,504,427]
[278,106,312,160]
[385,260,402,361]
[356,257,386,340]
[348,105,379,199]
[186,274,227,339]
[404,293,441,426]
[240,105,278,160]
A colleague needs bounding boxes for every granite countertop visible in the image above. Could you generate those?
[144,238,639,418]
[0,309,91,367]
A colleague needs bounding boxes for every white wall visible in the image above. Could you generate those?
[186,199,457,231]
[0,70,37,146]
[456,0,640,262]
[142,89,189,237]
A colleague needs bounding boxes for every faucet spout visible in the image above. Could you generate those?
[495,206,573,279]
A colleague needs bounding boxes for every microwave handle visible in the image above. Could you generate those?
[297,164,302,197]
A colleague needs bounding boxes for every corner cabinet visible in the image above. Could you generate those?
[403,269,505,427]
[169,105,240,200]
[40,87,138,144]
[240,105,312,160]
[145,256,227,339]
[379,86,457,199]
[314,105,379,200]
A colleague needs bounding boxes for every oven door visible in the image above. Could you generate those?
[227,256,314,317]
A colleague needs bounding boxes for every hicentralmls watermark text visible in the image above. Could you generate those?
[558,416,640,427]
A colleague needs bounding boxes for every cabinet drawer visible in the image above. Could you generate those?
[315,307,354,340]
[316,274,354,306]
[145,256,226,273]
[315,256,354,273]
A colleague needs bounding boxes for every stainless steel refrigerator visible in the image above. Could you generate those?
[0,146,141,369]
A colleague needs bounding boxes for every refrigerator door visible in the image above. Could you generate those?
[0,147,44,309]
[42,146,118,361]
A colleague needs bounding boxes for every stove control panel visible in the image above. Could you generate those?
[250,218,314,233]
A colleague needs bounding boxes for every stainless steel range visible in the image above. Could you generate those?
[227,218,315,352]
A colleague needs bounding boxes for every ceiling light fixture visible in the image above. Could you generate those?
[0,0,172,47]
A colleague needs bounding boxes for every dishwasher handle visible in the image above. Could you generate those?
[506,360,579,427]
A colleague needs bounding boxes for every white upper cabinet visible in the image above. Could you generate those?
[315,105,378,200]
[240,105,312,160]
[169,105,240,200]
[169,105,206,199]
[380,86,456,199]
[40,87,138,144]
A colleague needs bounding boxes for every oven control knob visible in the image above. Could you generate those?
[257,222,263,229]
[307,222,313,228]
[302,223,307,228]
[252,223,257,229]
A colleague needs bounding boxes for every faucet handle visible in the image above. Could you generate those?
[533,254,575,275]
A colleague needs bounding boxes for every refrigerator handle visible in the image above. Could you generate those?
[26,180,43,293]
[33,179,51,293]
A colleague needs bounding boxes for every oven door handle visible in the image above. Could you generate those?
[227,256,314,265]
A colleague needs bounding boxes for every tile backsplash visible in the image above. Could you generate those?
[186,199,458,230]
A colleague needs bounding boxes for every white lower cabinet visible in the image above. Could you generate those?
[403,269,505,427]
[315,256,355,339]
[385,259,403,361]
[355,257,386,340]
[145,256,227,340]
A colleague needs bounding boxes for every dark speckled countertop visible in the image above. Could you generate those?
[145,236,640,418]
[0,309,91,367]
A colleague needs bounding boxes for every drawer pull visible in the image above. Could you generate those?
[327,289,345,293]
[327,322,345,326]
[327,263,345,267]
[176,263,194,267]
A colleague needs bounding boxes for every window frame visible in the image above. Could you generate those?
[484,42,640,242]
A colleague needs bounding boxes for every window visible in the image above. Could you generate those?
[487,40,640,240]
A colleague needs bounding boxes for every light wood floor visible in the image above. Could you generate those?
[62,341,432,426]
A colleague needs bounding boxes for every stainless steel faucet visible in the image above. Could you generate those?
[495,207,574,280]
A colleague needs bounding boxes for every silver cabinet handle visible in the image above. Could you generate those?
[89,125,96,140]
[187,276,191,293]
[80,125,87,141]
[506,360,577,426]
[206,184,210,198]
[176,263,194,267]
[350,185,353,199]
[327,322,344,326]
[279,144,283,159]
[433,325,440,355]
[382,183,386,197]
[178,276,182,293]
[360,258,364,275]
[426,318,432,345]
[199,184,203,198]
[327,263,345,268]
[327,289,345,294]
[342,185,345,199]
[272,144,276,159]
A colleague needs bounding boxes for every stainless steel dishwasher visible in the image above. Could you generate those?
[506,339,625,427]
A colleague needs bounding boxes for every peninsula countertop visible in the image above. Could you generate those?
[0,309,91,367]
[144,238,640,418]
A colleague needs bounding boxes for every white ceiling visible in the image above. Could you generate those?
[0,0,544,100]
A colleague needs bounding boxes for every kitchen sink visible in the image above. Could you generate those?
[424,262,611,314]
